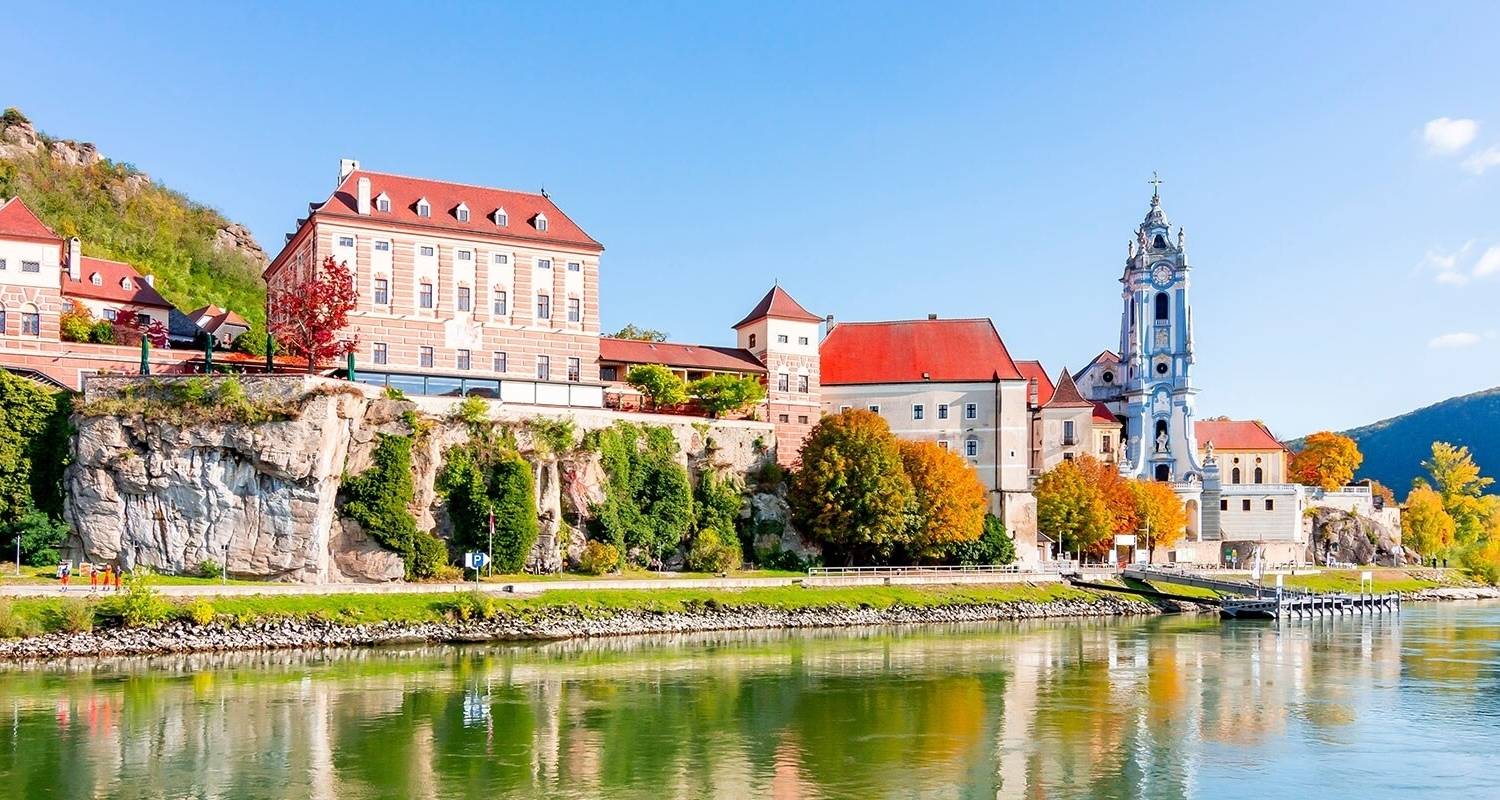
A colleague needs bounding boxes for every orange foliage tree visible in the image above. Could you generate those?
[898,440,988,560]
[1076,456,1140,536]
[1035,459,1112,557]
[1130,480,1187,560]
[1289,431,1363,489]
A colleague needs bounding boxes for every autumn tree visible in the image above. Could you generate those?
[1367,480,1397,507]
[688,373,766,418]
[1289,431,1363,489]
[625,364,688,410]
[1035,459,1111,558]
[790,409,915,564]
[610,324,669,342]
[1130,480,1187,561]
[269,255,358,373]
[1076,456,1140,537]
[897,440,987,561]
[1420,442,1494,545]
[58,300,94,343]
[1402,485,1455,560]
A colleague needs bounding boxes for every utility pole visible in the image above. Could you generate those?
[488,511,494,579]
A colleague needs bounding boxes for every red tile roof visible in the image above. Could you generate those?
[599,337,764,374]
[315,170,602,250]
[62,256,173,309]
[0,198,62,242]
[1092,402,1119,424]
[1074,349,1120,380]
[1196,419,1287,452]
[188,305,251,334]
[1044,369,1093,409]
[1015,360,1055,406]
[733,286,820,329]
[819,318,1024,385]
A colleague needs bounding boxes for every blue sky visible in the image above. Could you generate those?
[4,1,1499,437]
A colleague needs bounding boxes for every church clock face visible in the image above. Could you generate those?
[1151,262,1174,287]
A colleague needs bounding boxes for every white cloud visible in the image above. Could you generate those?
[1475,245,1500,277]
[1425,117,1480,154]
[1420,241,1475,284]
[1428,332,1483,348]
[1462,145,1500,174]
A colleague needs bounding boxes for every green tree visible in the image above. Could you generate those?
[2,509,69,566]
[589,423,695,567]
[626,364,688,410]
[342,434,446,579]
[695,469,743,537]
[942,514,1016,566]
[687,374,767,418]
[1035,459,1111,557]
[790,409,915,564]
[1420,442,1494,545]
[609,324,669,342]
[0,369,72,524]
[437,444,538,573]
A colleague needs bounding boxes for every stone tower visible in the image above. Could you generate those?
[1116,182,1203,493]
[733,286,822,465]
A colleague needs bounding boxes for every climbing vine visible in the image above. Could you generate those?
[437,441,539,573]
[341,434,446,579]
[586,422,694,566]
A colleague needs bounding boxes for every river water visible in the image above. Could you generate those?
[2,602,1498,799]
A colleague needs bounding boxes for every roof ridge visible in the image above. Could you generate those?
[350,170,551,201]
[835,317,993,326]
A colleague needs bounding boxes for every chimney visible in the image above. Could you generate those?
[356,177,372,215]
[67,237,81,281]
[927,313,938,320]
[143,274,155,287]
[338,158,360,183]
[822,313,836,340]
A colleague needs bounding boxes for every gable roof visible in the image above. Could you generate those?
[1092,402,1119,424]
[187,304,251,334]
[1195,419,1288,452]
[1015,360,1055,406]
[1074,349,1121,380]
[599,337,765,374]
[1044,369,1094,409]
[733,286,820,329]
[311,170,602,250]
[820,318,1024,385]
[61,256,173,309]
[0,197,62,243]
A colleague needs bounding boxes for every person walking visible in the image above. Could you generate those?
[101,563,114,591]
[84,561,97,592]
[58,561,71,592]
[113,564,123,591]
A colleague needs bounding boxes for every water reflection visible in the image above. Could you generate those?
[2,605,1499,799]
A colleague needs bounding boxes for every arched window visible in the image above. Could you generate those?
[1254,467,1264,484]
[1155,464,1170,482]
[1153,234,1167,249]
[1155,419,1168,438]
[1231,467,1241,484]
[1154,292,1169,321]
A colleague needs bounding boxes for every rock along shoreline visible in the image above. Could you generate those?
[0,595,1160,662]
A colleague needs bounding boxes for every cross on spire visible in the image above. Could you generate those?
[1148,171,1163,199]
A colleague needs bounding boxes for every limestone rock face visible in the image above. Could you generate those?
[747,488,820,563]
[213,221,269,267]
[1307,507,1406,566]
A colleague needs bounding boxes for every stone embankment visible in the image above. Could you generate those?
[0,595,1154,661]
[1408,586,1500,601]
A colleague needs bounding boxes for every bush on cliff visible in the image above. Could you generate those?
[587,423,694,567]
[342,434,446,579]
[437,442,538,573]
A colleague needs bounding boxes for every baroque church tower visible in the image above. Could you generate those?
[1115,179,1202,487]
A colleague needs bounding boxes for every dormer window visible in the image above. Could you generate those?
[90,272,102,286]
[416,198,431,218]
[494,208,508,226]
[534,213,548,233]
[455,203,470,223]
[374,192,391,213]
[120,276,133,290]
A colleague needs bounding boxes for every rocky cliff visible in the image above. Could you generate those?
[1306,506,1407,567]
[64,376,794,583]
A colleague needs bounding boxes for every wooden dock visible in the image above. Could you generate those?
[1219,591,1400,619]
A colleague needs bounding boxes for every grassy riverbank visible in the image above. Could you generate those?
[0,582,1129,639]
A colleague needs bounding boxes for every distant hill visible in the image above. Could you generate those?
[0,107,266,346]
[1292,387,1500,494]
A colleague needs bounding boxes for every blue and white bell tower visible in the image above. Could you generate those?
[1117,177,1202,487]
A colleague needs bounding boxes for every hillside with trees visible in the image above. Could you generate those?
[1297,386,1500,492]
[0,107,268,349]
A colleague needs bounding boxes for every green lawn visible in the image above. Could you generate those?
[0,566,263,587]
[1278,568,1471,595]
[0,581,1130,639]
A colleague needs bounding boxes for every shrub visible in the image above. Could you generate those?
[695,470,743,540]
[578,540,620,575]
[3,510,69,567]
[437,444,538,573]
[48,598,95,633]
[451,395,489,425]
[0,598,41,639]
[754,542,814,572]
[753,461,786,490]
[59,301,95,343]
[943,514,1016,566]
[88,320,115,344]
[186,600,217,626]
[448,589,498,622]
[525,417,576,456]
[197,559,224,579]
[383,385,407,400]
[687,528,741,573]
[342,434,447,580]
[115,568,167,628]
[590,423,695,566]
[687,374,766,418]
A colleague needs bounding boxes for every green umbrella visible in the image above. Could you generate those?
[204,334,214,373]
[346,351,356,383]
[139,336,150,375]
[264,333,273,374]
